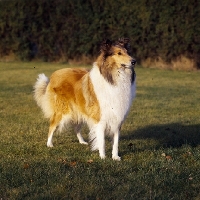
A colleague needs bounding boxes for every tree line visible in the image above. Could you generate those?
[0,0,199,68]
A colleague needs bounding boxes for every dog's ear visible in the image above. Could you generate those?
[117,38,132,55]
[101,39,113,55]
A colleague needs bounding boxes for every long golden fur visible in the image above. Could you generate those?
[34,38,136,160]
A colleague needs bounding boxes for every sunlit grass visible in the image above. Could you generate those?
[0,62,200,199]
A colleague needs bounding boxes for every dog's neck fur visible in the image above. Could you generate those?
[96,53,116,85]
[89,63,136,131]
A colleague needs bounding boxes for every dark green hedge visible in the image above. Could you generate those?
[0,0,199,67]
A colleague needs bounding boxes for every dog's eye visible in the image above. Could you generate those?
[118,52,122,55]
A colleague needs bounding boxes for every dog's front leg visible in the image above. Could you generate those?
[112,130,121,161]
[96,125,105,159]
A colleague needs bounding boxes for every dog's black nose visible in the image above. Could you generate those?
[131,59,136,65]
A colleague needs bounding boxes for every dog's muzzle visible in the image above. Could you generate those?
[131,59,136,66]
[121,59,136,69]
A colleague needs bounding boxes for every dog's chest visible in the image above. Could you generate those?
[90,66,135,124]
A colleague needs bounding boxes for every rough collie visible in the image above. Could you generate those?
[33,38,136,160]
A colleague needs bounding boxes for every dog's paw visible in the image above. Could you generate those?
[112,155,121,161]
[47,142,54,147]
[100,155,106,159]
[80,141,88,145]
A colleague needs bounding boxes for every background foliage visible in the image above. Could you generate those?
[0,0,199,67]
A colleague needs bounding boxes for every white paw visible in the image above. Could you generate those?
[80,141,88,145]
[100,155,106,159]
[47,142,54,147]
[112,156,121,161]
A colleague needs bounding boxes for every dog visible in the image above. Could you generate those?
[33,38,136,160]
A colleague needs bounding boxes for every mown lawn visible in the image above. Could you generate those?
[0,62,200,200]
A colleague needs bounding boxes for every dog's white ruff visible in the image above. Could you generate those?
[89,63,136,160]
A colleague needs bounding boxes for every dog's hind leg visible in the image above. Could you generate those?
[74,123,88,145]
[47,125,56,147]
[47,114,61,147]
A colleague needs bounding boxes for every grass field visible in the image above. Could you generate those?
[0,62,200,200]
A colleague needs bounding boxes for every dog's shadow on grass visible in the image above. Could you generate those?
[121,123,200,152]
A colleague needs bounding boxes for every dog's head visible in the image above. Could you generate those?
[98,38,136,84]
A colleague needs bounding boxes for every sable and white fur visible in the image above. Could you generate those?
[33,38,136,160]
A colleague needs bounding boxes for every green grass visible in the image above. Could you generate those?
[0,62,200,200]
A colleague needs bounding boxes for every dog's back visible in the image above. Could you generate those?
[34,68,89,118]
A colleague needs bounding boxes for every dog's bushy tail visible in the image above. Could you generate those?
[33,74,52,118]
